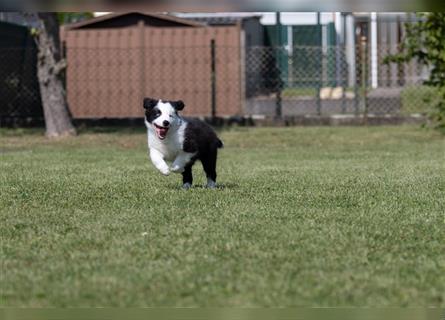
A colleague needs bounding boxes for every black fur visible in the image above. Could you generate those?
[143,98,158,110]
[182,118,223,186]
[143,98,161,123]
[182,163,194,185]
[170,100,184,111]
[144,106,161,124]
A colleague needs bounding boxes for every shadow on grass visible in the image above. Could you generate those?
[0,126,146,137]
[76,126,146,135]
[168,182,240,191]
[0,128,45,137]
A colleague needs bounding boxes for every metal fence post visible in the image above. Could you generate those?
[341,45,347,114]
[275,49,282,119]
[275,13,283,120]
[316,44,323,116]
[316,13,322,116]
[361,36,368,124]
[138,21,145,107]
[354,44,360,115]
[210,39,216,120]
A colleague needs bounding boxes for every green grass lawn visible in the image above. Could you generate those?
[1,126,444,307]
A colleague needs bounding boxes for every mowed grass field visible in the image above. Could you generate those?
[1,125,444,307]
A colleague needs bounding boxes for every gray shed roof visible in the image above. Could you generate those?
[173,13,262,26]
[64,12,205,30]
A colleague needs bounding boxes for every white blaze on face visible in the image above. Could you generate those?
[152,101,177,140]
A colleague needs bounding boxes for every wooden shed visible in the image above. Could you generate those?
[63,12,244,119]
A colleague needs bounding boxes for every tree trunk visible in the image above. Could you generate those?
[36,13,76,138]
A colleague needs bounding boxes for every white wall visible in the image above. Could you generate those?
[257,12,334,25]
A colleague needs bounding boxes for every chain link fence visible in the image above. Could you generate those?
[0,43,438,125]
[245,44,433,118]
[0,19,43,126]
[0,47,43,126]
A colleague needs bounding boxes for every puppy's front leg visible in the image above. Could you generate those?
[150,148,170,176]
[171,152,195,174]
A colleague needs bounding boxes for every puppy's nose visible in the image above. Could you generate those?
[163,120,170,127]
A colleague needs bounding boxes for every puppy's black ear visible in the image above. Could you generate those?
[171,100,185,111]
[143,98,158,110]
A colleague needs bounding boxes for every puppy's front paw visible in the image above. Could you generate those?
[171,164,185,173]
[159,166,170,176]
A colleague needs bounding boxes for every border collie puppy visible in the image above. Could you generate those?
[143,98,223,189]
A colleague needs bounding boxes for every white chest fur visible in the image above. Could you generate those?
[146,120,187,162]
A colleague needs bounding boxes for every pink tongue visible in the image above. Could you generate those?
[158,127,168,137]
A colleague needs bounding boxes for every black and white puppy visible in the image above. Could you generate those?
[143,98,223,189]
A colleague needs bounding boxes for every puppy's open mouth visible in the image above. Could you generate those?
[154,123,169,140]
